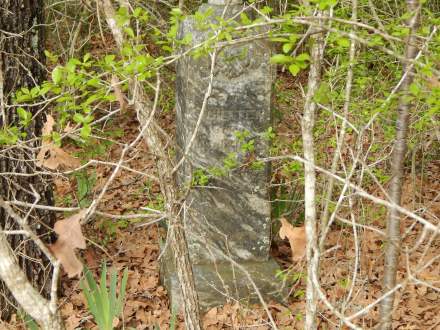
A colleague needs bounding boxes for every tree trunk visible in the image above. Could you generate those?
[302,13,325,330]
[99,1,203,328]
[0,0,56,320]
[379,1,420,329]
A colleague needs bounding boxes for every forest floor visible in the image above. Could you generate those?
[46,100,440,329]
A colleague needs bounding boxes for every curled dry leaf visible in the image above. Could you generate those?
[279,217,306,261]
[49,210,87,278]
[36,115,81,170]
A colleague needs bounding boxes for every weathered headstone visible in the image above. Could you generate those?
[161,0,285,310]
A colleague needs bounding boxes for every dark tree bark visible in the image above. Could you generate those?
[0,0,56,320]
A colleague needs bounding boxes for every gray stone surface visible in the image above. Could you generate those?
[176,3,273,264]
[163,2,285,310]
[161,245,283,311]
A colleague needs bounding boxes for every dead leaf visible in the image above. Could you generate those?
[37,146,81,170]
[42,114,55,136]
[427,76,440,89]
[70,291,87,307]
[63,122,75,134]
[84,248,100,269]
[61,303,82,330]
[279,218,306,261]
[203,307,218,327]
[36,115,81,170]
[53,210,86,249]
[49,210,87,277]
[111,75,127,112]
[140,275,157,290]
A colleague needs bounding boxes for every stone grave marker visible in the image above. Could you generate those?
[161,0,285,310]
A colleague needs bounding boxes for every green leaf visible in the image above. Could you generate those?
[313,82,331,104]
[76,173,89,201]
[87,78,101,87]
[30,87,40,98]
[52,132,62,147]
[84,93,100,106]
[409,82,421,96]
[240,12,251,25]
[80,124,92,139]
[118,268,128,314]
[295,53,310,62]
[133,7,143,18]
[0,127,19,145]
[260,6,273,14]
[337,37,350,47]
[83,115,94,124]
[104,54,116,65]
[51,66,63,85]
[83,53,91,63]
[316,0,338,10]
[270,54,293,64]
[80,264,128,330]
[288,64,300,76]
[282,43,294,54]
[44,50,58,63]
[109,269,117,314]
[122,45,134,57]
[39,84,51,96]
[124,27,135,38]
[100,264,111,328]
[17,107,32,126]
[73,113,85,124]
[289,34,299,42]
[270,37,290,43]
[297,61,309,69]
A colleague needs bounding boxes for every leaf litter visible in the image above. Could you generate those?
[51,114,440,329]
[6,87,440,330]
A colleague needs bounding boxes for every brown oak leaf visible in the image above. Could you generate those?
[49,210,87,277]
[279,217,306,261]
[36,115,81,170]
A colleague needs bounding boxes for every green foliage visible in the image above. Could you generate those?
[311,0,338,10]
[80,264,128,330]
[275,269,304,285]
[270,53,310,76]
[271,182,303,220]
[250,160,265,171]
[192,168,209,186]
[100,219,130,244]
[0,126,20,145]
[145,194,165,212]
[17,107,32,127]
[169,307,178,330]
[74,170,96,207]
[18,311,39,330]
[263,127,276,141]
[223,152,238,170]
